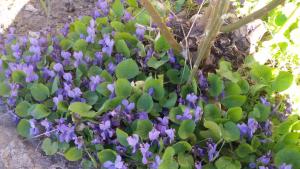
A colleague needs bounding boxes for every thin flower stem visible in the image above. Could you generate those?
[27,129,58,140]
[220,0,285,32]
[140,0,182,54]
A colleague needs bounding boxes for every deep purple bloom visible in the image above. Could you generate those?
[237,123,248,137]
[148,88,154,96]
[249,162,256,169]
[198,71,208,89]
[263,120,272,136]
[138,112,149,120]
[149,128,160,141]
[260,97,270,106]
[61,51,71,60]
[127,134,139,153]
[257,151,271,165]
[73,51,84,67]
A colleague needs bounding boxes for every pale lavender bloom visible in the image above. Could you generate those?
[89,75,102,91]
[92,9,101,18]
[122,99,135,112]
[279,163,292,169]
[136,26,146,40]
[53,94,63,106]
[122,11,132,22]
[57,124,76,143]
[176,107,192,120]
[194,106,203,122]
[195,161,202,169]
[73,51,84,67]
[108,62,116,74]
[43,68,55,79]
[107,83,115,93]
[140,143,151,164]
[60,23,70,36]
[53,63,64,72]
[41,119,52,136]
[150,155,161,169]
[248,118,259,138]
[99,34,114,56]
[63,73,72,82]
[11,43,21,59]
[186,93,198,104]
[149,128,160,141]
[94,52,103,65]
[9,83,19,97]
[165,128,175,142]
[259,166,268,169]
[86,19,96,43]
[103,155,127,169]
[74,136,84,149]
[195,0,203,4]
[127,134,139,153]
[207,141,219,162]
[61,51,71,60]
[96,0,109,16]
[29,119,39,136]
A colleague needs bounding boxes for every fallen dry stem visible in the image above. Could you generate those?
[220,0,285,32]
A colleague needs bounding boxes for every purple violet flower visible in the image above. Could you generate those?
[257,151,271,165]
[176,107,192,120]
[122,99,135,112]
[99,34,114,56]
[53,63,64,72]
[103,155,127,169]
[127,134,139,153]
[186,93,198,104]
[86,19,96,43]
[89,75,102,91]
[63,73,72,82]
[150,155,161,169]
[122,11,132,22]
[140,143,152,164]
[260,96,271,106]
[136,26,146,40]
[29,119,39,136]
[195,161,202,169]
[279,163,292,169]
[165,128,175,143]
[207,140,219,162]
[149,128,160,141]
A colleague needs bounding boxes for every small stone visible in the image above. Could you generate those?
[24,4,38,13]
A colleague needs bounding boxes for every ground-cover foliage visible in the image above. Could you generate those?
[0,0,298,169]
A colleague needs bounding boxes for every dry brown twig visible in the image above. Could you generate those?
[140,0,182,54]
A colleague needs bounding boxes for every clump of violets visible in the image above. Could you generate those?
[0,0,297,169]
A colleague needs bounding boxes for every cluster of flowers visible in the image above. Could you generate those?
[0,0,296,169]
